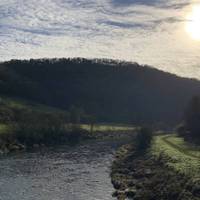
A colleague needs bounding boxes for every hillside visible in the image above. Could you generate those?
[1,58,200,127]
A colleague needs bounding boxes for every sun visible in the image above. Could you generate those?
[185,5,200,41]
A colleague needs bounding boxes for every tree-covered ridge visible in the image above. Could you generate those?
[1,58,200,127]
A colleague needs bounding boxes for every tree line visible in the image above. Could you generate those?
[1,58,200,128]
[178,96,200,144]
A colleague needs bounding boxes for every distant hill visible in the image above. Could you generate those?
[1,58,200,127]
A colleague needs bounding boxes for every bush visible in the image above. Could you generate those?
[184,96,200,143]
[67,127,89,144]
[12,109,67,146]
[176,124,187,138]
[136,127,153,151]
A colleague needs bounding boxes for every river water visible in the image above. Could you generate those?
[0,140,125,200]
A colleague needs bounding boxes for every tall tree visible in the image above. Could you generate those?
[184,96,200,141]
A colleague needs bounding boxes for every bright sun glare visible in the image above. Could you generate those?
[186,5,200,40]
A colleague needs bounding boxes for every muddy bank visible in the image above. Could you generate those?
[111,144,200,200]
[0,141,25,154]
[91,130,135,140]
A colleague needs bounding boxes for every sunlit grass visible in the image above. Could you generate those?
[80,124,135,132]
[151,134,200,178]
[0,124,11,135]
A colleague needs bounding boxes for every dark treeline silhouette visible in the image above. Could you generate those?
[178,96,200,144]
[1,58,200,127]
[136,127,153,151]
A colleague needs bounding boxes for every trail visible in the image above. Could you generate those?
[161,135,200,159]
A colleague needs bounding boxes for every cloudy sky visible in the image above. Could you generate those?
[1,0,200,79]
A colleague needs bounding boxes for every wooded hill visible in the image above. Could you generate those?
[1,58,200,127]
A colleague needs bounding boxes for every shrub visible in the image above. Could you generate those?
[176,124,187,138]
[184,96,200,143]
[136,127,153,151]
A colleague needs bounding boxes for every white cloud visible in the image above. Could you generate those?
[1,0,200,79]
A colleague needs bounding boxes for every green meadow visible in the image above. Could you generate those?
[151,134,200,178]
[80,124,135,132]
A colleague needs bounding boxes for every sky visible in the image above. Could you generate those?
[1,0,200,79]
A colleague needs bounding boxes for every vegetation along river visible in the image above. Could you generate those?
[0,140,127,200]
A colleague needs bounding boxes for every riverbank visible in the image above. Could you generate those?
[0,128,88,154]
[151,134,200,177]
[111,142,200,200]
[0,126,135,155]
[0,95,135,155]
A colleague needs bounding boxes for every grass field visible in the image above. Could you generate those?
[0,124,11,134]
[80,124,135,132]
[151,134,200,178]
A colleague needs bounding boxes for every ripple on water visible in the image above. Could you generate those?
[0,141,124,200]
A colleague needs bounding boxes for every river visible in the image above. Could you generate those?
[0,140,125,200]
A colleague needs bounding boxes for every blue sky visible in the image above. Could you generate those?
[1,0,200,79]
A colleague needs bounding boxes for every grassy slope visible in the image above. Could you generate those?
[0,124,10,134]
[151,134,200,178]
[0,96,68,145]
[0,95,134,134]
[0,95,65,134]
[0,95,65,113]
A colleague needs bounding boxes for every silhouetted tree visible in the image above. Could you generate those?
[69,106,83,124]
[87,115,96,134]
[176,124,187,138]
[184,96,200,142]
[136,127,153,151]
